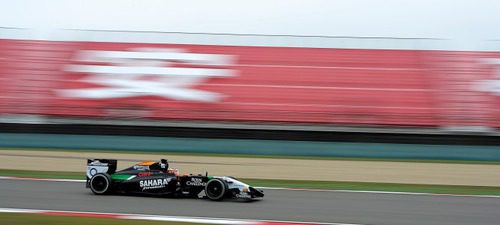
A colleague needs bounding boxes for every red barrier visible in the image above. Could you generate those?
[0,39,498,127]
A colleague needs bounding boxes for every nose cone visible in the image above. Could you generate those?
[250,187,264,198]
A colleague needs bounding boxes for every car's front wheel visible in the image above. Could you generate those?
[205,178,227,201]
[89,173,113,195]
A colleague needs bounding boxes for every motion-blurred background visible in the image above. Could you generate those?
[1,0,500,183]
[1,1,500,224]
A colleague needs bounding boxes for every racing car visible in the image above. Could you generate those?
[86,159,264,201]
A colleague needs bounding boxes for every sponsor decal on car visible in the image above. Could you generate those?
[236,192,251,198]
[186,177,206,186]
[138,172,153,177]
[89,168,98,176]
[89,161,108,166]
[139,178,170,190]
[133,165,148,170]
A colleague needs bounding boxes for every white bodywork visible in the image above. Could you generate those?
[86,161,110,180]
[217,176,253,199]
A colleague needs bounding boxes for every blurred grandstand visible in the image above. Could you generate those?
[1,27,499,143]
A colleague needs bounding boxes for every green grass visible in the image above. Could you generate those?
[1,169,500,196]
[242,178,500,196]
[3,147,500,165]
[0,169,83,180]
[0,213,203,225]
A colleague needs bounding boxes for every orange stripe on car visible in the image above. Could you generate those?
[136,161,155,166]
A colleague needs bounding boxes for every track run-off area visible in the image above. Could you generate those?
[1,177,499,225]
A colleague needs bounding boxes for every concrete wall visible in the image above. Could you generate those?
[1,133,500,161]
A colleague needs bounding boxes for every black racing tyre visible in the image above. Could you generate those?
[89,173,113,195]
[205,178,227,201]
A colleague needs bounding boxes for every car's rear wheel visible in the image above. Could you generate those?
[90,173,112,195]
[205,178,227,201]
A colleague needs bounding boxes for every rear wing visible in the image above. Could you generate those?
[86,159,117,187]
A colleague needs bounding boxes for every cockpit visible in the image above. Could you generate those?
[124,160,179,176]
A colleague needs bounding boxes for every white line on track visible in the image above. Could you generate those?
[0,207,363,225]
[0,176,84,183]
[1,176,499,198]
[258,186,500,198]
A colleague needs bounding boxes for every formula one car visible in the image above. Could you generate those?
[86,159,264,201]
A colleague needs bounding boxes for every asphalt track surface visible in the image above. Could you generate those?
[1,179,499,225]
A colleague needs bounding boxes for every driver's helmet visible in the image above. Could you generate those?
[160,159,169,172]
